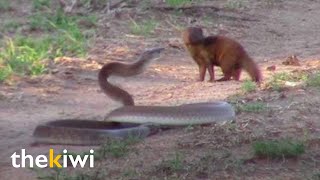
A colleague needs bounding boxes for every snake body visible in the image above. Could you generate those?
[106,102,234,125]
[33,47,235,145]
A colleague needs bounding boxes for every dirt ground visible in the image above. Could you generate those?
[1,0,320,179]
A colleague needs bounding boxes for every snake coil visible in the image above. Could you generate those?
[33,47,235,145]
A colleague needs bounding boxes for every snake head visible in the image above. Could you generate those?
[140,47,165,61]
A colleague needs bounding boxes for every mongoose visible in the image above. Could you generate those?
[182,27,261,83]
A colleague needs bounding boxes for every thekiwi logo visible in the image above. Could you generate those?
[11,149,94,168]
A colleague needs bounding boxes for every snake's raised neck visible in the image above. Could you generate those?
[98,47,164,106]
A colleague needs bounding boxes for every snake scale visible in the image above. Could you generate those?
[33,47,235,145]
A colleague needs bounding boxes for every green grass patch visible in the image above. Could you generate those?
[0,9,91,81]
[0,33,85,81]
[0,65,12,82]
[28,10,88,56]
[267,72,307,91]
[0,0,11,11]
[97,140,130,158]
[311,173,320,180]
[96,136,141,158]
[157,152,185,173]
[2,20,21,33]
[32,0,51,11]
[167,152,184,171]
[241,80,257,93]
[224,0,248,9]
[51,29,87,57]
[0,38,47,77]
[165,0,191,7]
[78,14,98,26]
[29,9,87,32]
[306,72,320,87]
[29,13,52,31]
[273,72,291,81]
[238,102,266,113]
[122,169,139,178]
[31,166,107,180]
[253,139,305,158]
[129,19,158,36]
[268,72,291,91]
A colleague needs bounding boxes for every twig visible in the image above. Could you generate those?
[147,5,222,11]
[65,0,77,13]
[58,0,77,13]
[104,0,127,13]
[110,0,126,9]
[165,19,182,33]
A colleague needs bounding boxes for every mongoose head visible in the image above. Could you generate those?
[182,27,205,45]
